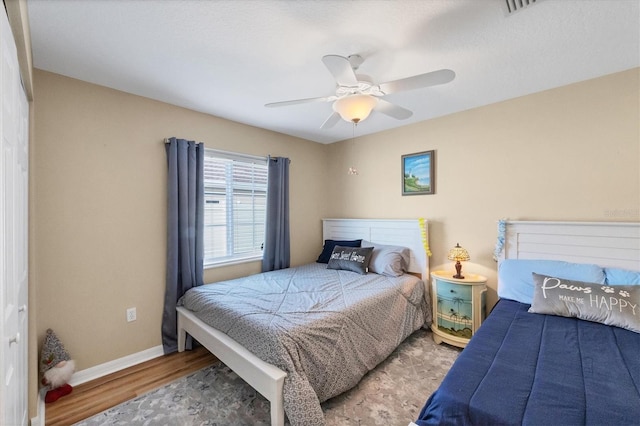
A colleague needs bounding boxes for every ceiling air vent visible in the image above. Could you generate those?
[504,0,541,15]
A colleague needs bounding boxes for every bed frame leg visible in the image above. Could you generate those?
[270,400,285,426]
[177,315,186,353]
[269,376,285,426]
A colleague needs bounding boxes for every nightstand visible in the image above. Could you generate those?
[430,270,487,348]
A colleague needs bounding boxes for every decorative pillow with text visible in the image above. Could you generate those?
[327,246,374,275]
[529,273,640,333]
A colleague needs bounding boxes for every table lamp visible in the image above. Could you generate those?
[447,243,470,279]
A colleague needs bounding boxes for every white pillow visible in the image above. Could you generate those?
[361,240,410,277]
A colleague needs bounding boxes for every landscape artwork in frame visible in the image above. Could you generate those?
[402,150,435,195]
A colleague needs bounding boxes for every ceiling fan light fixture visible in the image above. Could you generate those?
[333,94,378,124]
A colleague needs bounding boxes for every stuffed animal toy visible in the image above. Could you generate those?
[39,328,76,403]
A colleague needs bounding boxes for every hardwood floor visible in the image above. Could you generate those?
[45,346,218,426]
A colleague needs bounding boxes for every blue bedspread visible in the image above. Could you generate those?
[416,299,640,426]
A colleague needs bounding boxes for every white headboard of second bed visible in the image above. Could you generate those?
[322,218,429,280]
[499,220,640,271]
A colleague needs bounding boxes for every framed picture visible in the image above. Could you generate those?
[402,150,435,195]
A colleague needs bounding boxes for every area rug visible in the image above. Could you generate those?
[75,329,460,426]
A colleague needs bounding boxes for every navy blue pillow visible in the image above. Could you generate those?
[316,239,362,263]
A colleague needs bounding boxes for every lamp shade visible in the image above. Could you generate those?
[333,94,378,124]
[447,243,470,262]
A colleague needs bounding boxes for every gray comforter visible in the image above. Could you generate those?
[178,263,429,425]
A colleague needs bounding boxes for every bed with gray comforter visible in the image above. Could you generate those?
[178,262,430,425]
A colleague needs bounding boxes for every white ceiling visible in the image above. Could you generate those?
[27,0,640,144]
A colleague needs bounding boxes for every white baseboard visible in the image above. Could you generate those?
[30,388,47,426]
[31,346,164,426]
[69,345,164,386]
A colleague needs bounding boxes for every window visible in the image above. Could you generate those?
[203,149,268,266]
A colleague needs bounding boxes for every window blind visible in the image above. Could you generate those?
[204,149,268,266]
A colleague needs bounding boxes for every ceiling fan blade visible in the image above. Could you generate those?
[265,96,331,108]
[322,55,358,87]
[378,69,455,95]
[374,99,413,120]
[320,112,341,129]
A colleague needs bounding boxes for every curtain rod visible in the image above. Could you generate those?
[269,157,291,164]
[164,138,274,163]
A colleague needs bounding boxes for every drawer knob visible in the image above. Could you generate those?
[450,289,456,293]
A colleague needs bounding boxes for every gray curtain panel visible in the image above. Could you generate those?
[262,156,290,272]
[162,137,204,354]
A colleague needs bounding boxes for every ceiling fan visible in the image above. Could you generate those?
[265,54,455,129]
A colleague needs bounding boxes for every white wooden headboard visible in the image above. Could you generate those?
[498,221,640,271]
[322,218,429,280]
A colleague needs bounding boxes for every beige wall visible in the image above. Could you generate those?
[326,68,640,309]
[32,70,329,374]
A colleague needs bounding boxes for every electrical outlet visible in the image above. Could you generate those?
[126,307,137,322]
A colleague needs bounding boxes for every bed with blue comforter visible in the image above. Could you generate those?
[416,258,640,426]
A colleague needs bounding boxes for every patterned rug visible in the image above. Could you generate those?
[75,329,460,426]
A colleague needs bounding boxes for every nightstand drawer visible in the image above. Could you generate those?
[436,279,472,300]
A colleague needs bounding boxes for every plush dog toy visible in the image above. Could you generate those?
[40,329,76,403]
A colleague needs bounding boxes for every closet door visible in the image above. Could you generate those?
[1,6,29,426]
